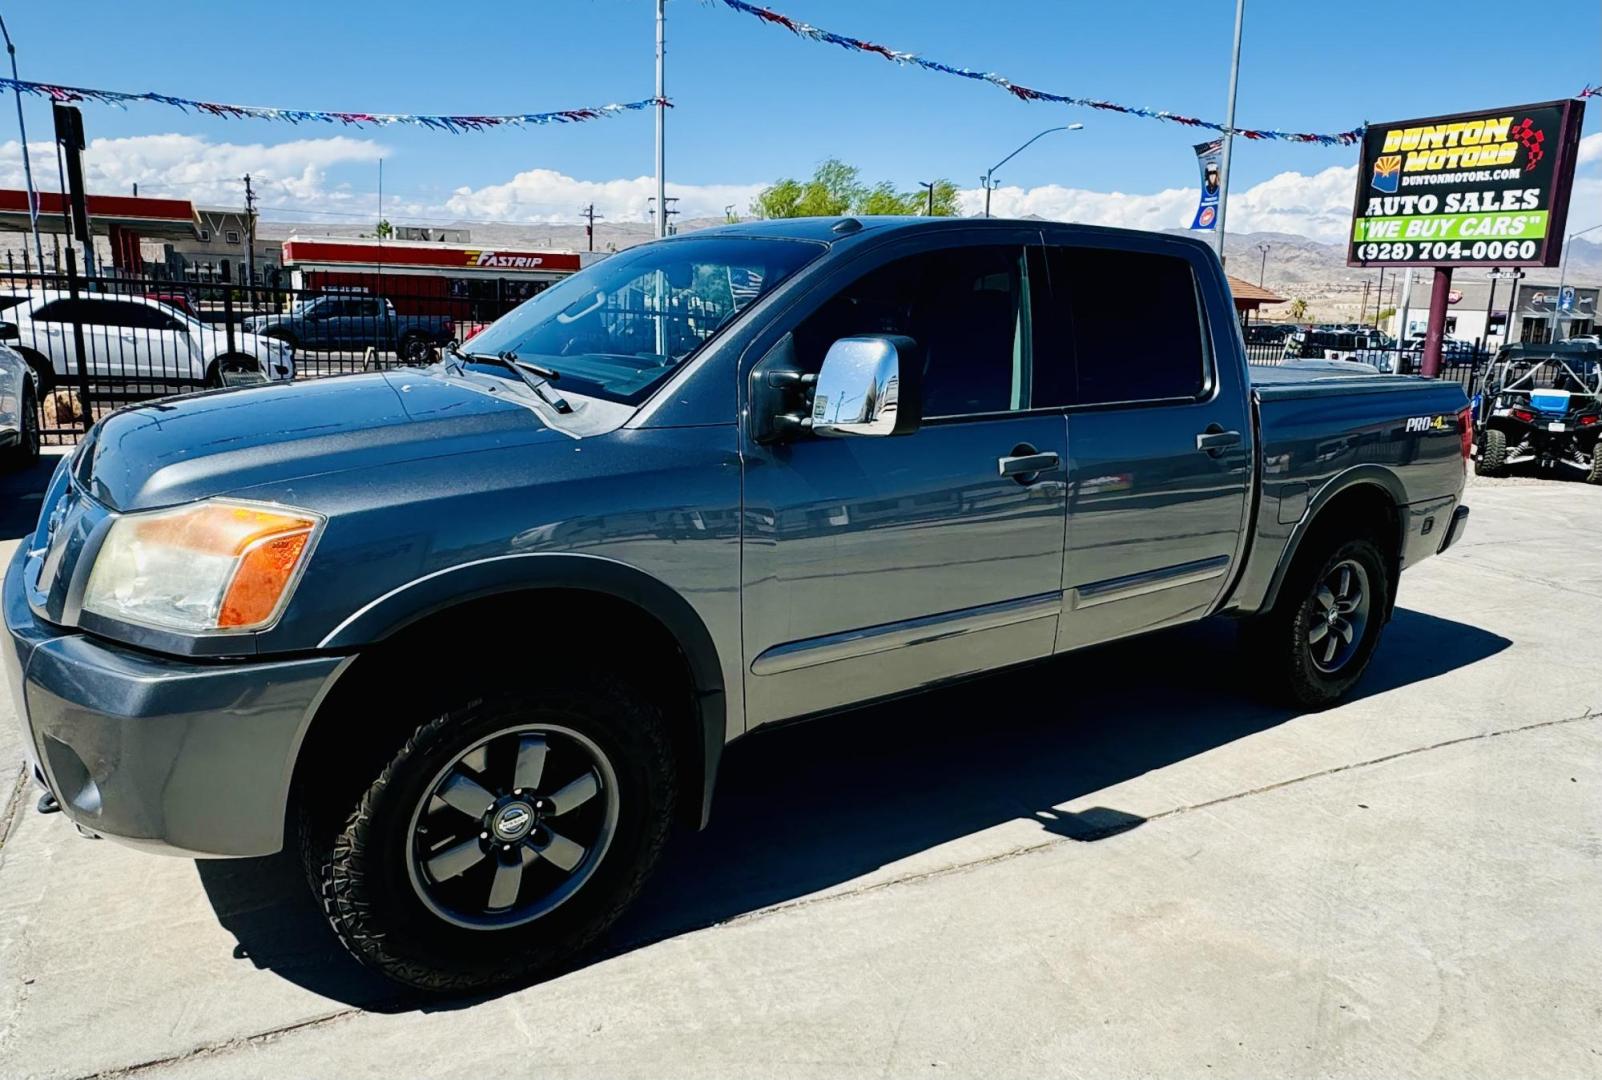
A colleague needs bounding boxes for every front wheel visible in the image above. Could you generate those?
[301,677,677,994]
[1588,442,1602,485]
[1246,535,1392,710]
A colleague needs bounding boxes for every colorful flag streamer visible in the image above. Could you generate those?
[710,0,1368,145]
[0,76,667,132]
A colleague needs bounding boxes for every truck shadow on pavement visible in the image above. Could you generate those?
[196,607,1510,1011]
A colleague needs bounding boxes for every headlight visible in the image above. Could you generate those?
[83,500,323,633]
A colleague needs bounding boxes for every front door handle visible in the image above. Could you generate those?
[998,450,1061,478]
[1196,427,1242,456]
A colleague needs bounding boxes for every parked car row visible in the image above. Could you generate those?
[0,290,294,393]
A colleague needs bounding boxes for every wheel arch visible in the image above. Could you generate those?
[1261,468,1405,617]
[299,554,726,832]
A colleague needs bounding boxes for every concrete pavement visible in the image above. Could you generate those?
[1,473,1599,1079]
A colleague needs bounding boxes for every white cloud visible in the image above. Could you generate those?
[0,132,388,211]
[960,164,1361,243]
[443,168,763,225]
[1578,131,1602,167]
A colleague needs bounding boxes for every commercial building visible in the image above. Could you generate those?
[1385,274,1597,347]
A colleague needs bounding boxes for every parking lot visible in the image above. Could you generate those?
[0,467,1598,1079]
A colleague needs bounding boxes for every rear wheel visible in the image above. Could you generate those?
[1588,441,1602,485]
[1247,535,1391,710]
[300,676,676,994]
[1475,427,1508,477]
[397,333,430,364]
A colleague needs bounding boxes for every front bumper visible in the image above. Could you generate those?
[4,544,347,857]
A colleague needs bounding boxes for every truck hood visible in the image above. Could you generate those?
[78,370,572,512]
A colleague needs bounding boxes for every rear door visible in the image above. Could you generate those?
[1033,233,1254,651]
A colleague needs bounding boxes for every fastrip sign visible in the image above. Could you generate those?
[1348,99,1585,269]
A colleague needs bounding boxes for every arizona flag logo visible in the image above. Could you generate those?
[1371,154,1402,193]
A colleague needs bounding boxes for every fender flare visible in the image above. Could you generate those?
[1260,465,1407,614]
[320,552,727,827]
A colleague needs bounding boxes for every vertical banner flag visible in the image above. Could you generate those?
[1190,139,1224,230]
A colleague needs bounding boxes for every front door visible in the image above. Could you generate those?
[741,237,1068,726]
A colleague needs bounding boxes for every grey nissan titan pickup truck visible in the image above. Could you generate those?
[4,218,1470,992]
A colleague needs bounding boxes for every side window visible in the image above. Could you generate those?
[793,245,1031,418]
[1035,246,1209,407]
[32,300,84,323]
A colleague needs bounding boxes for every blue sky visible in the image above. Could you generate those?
[1,0,1598,239]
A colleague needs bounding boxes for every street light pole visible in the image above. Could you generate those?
[0,15,45,275]
[1551,222,1602,342]
[1256,242,1269,286]
[981,123,1084,218]
[919,181,935,216]
[1213,0,1246,263]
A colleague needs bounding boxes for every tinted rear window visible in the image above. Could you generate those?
[1034,246,1209,407]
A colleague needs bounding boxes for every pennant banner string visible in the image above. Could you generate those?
[712,0,1365,145]
[0,76,667,132]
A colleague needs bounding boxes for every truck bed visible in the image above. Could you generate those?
[1221,366,1470,616]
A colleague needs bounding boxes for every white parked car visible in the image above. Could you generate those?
[0,291,294,392]
[0,330,39,469]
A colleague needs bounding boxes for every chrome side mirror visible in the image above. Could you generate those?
[810,335,921,438]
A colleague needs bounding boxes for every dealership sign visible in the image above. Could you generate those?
[1348,98,1585,269]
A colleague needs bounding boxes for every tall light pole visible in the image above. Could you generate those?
[1213,0,1246,264]
[1256,242,1270,286]
[0,15,44,275]
[1551,221,1602,342]
[654,0,667,239]
[982,123,1084,218]
[919,181,936,216]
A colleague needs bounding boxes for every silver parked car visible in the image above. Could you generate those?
[0,322,39,469]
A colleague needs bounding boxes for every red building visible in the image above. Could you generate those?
[281,237,595,323]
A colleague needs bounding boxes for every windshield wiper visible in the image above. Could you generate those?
[445,343,571,414]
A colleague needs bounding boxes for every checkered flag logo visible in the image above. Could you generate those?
[1509,118,1545,171]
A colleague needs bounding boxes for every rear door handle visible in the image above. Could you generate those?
[1195,428,1242,456]
[998,451,1061,477]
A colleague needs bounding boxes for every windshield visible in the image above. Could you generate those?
[465,236,824,404]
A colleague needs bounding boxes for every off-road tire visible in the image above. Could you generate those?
[1475,427,1508,477]
[2,380,39,470]
[300,677,676,995]
[1587,442,1602,485]
[1246,534,1392,710]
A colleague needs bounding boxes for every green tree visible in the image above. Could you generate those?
[752,160,961,218]
[1287,297,1309,320]
[373,219,393,239]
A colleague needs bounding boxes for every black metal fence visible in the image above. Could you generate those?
[4,264,536,446]
[1244,339,1485,397]
[6,262,1490,450]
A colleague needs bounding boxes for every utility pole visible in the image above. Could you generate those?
[242,173,257,287]
[919,181,936,216]
[1375,267,1385,328]
[0,15,44,277]
[1213,0,1246,264]
[648,196,678,235]
[1358,278,1371,325]
[581,203,602,252]
[654,0,667,239]
[1256,242,1270,287]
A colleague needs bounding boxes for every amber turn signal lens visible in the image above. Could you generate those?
[218,529,315,628]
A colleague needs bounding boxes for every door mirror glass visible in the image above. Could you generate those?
[811,335,921,438]
[0,321,16,341]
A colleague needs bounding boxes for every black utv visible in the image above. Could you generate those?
[1473,342,1602,483]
